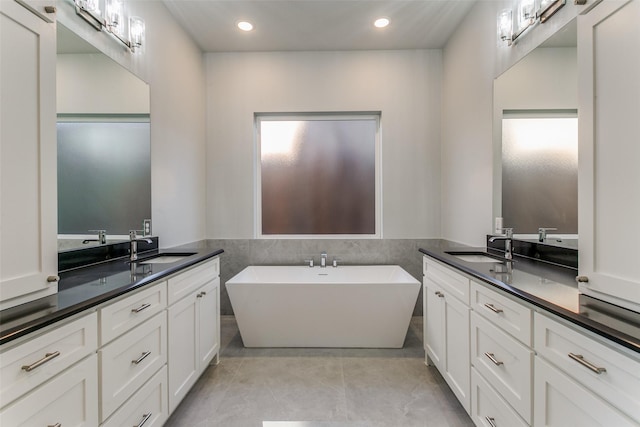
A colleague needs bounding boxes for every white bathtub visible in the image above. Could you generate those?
[225,265,420,348]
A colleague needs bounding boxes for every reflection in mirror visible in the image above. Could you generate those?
[502,111,577,234]
[56,24,150,251]
[493,19,577,246]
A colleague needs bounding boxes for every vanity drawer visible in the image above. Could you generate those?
[471,367,528,427]
[0,354,98,426]
[423,256,470,304]
[471,281,532,345]
[99,311,167,421]
[471,311,533,423]
[0,312,97,408]
[99,281,167,345]
[534,312,640,421]
[102,365,168,427]
[534,356,638,427]
[167,258,219,305]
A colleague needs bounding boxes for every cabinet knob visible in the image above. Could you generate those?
[131,351,151,365]
[576,275,589,283]
[134,413,152,427]
[46,275,59,283]
[484,303,504,314]
[485,417,498,427]
[44,5,56,13]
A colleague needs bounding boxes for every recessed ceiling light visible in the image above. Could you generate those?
[374,17,390,28]
[237,21,254,32]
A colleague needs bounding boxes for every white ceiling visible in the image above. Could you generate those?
[162,0,477,52]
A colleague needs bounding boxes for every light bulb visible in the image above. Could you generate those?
[129,16,145,52]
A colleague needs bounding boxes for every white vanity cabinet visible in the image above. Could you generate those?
[0,312,99,426]
[533,312,640,426]
[423,257,471,413]
[422,254,640,427]
[577,0,640,313]
[168,258,220,413]
[0,0,58,311]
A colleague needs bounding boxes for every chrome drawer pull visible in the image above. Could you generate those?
[47,423,61,427]
[484,303,503,314]
[485,417,497,427]
[435,291,444,298]
[568,353,606,374]
[484,352,504,366]
[134,413,152,427]
[132,351,151,365]
[131,303,151,313]
[21,351,60,372]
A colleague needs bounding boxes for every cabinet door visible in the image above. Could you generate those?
[167,290,199,413]
[424,275,471,414]
[197,278,220,371]
[424,278,445,369]
[577,0,640,312]
[534,356,637,427]
[443,289,470,414]
[14,0,56,22]
[0,0,57,310]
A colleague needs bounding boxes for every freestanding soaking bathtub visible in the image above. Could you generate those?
[226,265,421,348]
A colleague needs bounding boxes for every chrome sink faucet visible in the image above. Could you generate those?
[320,251,327,268]
[129,230,153,262]
[488,227,514,260]
[83,229,106,244]
[538,227,557,242]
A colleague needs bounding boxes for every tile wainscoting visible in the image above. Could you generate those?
[178,239,433,316]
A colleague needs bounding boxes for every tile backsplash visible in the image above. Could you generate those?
[184,239,437,316]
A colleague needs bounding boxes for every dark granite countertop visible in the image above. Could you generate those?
[419,240,640,354]
[0,241,223,346]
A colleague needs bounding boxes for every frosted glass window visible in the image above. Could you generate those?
[57,118,151,235]
[502,113,578,234]
[257,114,380,237]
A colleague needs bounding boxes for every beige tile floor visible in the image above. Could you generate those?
[165,316,473,427]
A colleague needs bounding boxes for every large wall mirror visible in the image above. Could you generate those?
[493,19,578,246]
[57,24,151,251]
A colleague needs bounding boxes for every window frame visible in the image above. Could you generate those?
[254,111,382,239]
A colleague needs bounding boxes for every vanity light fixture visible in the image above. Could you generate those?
[497,9,513,45]
[497,0,568,46]
[237,21,254,31]
[518,0,536,29]
[129,16,145,52]
[374,17,390,28]
[73,0,145,53]
[105,0,124,36]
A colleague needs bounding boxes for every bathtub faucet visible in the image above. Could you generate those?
[320,252,327,268]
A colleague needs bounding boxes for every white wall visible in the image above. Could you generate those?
[57,53,149,114]
[440,2,497,246]
[494,47,577,111]
[57,0,206,247]
[205,50,442,239]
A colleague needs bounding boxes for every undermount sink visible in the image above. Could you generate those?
[138,253,196,264]
[445,251,507,263]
